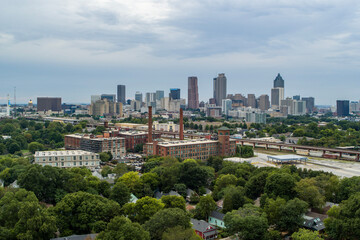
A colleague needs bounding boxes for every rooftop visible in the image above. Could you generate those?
[118,131,148,136]
[267,155,308,161]
[156,138,218,147]
[35,150,97,157]
[191,218,217,233]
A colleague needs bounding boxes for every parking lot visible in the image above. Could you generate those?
[251,151,360,178]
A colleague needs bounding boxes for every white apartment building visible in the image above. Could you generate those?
[34,150,100,170]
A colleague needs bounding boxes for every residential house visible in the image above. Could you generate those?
[208,210,226,228]
[302,216,325,232]
[154,190,181,199]
[51,234,97,240]
[191,219,218,240]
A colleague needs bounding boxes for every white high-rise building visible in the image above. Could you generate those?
[222,99,232,116]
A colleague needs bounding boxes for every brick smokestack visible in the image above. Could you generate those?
[179,108,184,140]
[148,106,153,143]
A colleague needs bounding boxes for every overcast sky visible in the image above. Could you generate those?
[1,0,360,105]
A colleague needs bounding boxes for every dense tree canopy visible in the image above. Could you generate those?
[51,191,121,236]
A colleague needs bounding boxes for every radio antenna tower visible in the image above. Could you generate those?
[14,87,16,118]
[6,94,10,117]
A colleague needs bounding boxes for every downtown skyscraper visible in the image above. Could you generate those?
[117,85,126,104]
[271,73,285,109]
[188,76,199,109]
[213,73,227,106]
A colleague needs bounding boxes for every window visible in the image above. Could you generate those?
[73,162,76,166]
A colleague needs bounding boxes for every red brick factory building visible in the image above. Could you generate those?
[144,107,236,159]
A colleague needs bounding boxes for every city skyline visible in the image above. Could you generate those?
[1,1,360,105]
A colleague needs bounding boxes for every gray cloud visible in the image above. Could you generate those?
[0,0,360,104]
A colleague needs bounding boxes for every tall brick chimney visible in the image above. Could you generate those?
[179,108,184,140]
[148,106,153,143]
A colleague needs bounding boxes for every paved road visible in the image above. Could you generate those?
[251,152,360,178]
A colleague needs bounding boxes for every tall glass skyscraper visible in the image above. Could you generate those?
[169,88,180,100]
[213,73,227,106]
[188,76,199,109]
[117,85,126,104]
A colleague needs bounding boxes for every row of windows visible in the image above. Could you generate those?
[36,155,99,162]
[38,161,99,167]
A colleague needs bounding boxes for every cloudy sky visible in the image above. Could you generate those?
[1,0,360,105]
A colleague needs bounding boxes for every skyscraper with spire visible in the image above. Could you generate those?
[271,73,285,109]
[273,73,285,88]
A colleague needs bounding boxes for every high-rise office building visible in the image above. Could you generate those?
[101,94,116,102]
[274,73,285,88]
[293,95,301,101]
[337,100,350,117]
[293,100,306,116]
[259,95,270,111]
[145,92,156,107]
[37,97,62,112]
[247,94,256,108]
[91,95,101,104]
[213,73,227,106]
[350,101,360,113]
[222,99,232,116]
[271,88,284,109]
[117,85,126,104]
[169,88,180,100]
[155,90,164,101]
[135,92,143,103]
[90,99,123,117]
[271,73,285,109]
[302,97,315,113]
[188,76,199,109]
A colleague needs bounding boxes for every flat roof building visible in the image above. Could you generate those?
[65,134,126,159]
[37,97,62,112]
[34,150,100,170]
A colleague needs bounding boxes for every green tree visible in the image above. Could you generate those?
[51,191,121,236]
[109,182,131,206]
[144,208,191,240]
[140,172,160,191]
[28,142,45,153]
[224,204,268,240]
[161,195,186,211]
[264,172,296,200]
[291,229,322,240]
[325,192,360,239]
[294,178,325,209]
[194,195,216,220]
[0,189,56,240]
[118,171,142,194]
[240,146,254,158]
[245,171,270,199]
[223,186,246,213]
[0,143,6,154]
[7,142,21,154]
[162,226,201,240]
[96,216,150,240]
[179,159,214,190]
[122,196,164,224]
[264,197,308,232]
[99,152,111,162]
